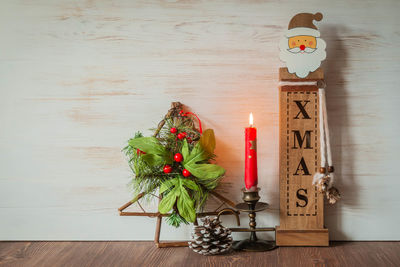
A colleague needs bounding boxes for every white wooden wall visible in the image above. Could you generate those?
[1,0,399,241]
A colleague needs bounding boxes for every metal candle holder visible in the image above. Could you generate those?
[231,188,276,252]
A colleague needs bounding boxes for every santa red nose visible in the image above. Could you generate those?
[300,44,306,51]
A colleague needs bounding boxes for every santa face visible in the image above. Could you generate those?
[279,34,326,78]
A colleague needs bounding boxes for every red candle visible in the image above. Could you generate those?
[245,113,258,191]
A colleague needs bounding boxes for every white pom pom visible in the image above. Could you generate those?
[313,172,325,185]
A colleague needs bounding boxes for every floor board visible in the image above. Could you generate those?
[0,241,399,267]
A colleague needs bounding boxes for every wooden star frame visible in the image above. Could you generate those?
[118,102,239,248]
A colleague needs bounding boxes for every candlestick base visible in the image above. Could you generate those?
[232,239,276,252]
[231,188,277,252]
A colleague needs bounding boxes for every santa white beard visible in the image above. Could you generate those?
[279,37,326,78]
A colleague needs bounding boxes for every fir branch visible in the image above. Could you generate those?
[166,211,189,228]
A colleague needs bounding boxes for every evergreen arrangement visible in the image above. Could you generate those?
[123,103,225,227]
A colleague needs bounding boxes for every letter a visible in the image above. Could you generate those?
[293,157,310,176]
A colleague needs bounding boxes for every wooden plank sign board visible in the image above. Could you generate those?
[276,12,329,246]
[276,68,328,246]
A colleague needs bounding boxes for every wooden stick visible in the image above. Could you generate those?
[154,194,163,246]
[210,191,236,208]
[118,192,146,212]
[196,212,224,217]
[120,212,160,217]
[137,201,146,213]
[119,211,226,217]
[156,241,188,248]
[118,201,134,212]
[154,216,162,245]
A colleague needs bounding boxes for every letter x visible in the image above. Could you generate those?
[294,100,311,119]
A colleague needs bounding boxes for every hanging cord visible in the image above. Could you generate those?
[313,87,341,204]
[313,88,334,186]
[179,110,203,134]
[312,88,328,185]
[321,89,334,187]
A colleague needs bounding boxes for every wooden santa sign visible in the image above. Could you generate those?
[276,12,340,246]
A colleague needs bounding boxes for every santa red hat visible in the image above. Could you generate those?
[285,12,323,38]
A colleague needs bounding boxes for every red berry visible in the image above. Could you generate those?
[163,165,172,174]
[174,153,183,162]
[170,127,177,134]
[177,132,187,139]
[182,169,191,177]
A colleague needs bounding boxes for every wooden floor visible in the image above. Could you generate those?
[0,241,399,267]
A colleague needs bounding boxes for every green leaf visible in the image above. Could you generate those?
[128,137,172,166]
[140,154,165,166]
[128,137,163,154]
[200,129,216,155]
[158,176,197,223]
[159,179,175,194]
[182,140,225,190]
[188,164,225,180]
[182,140,208,167]
[182,178,204,210]
[177,189,196,223]
[159,179,180,215]
[158,190,177,214]
[181,179,201,192]
[181,138,190,159]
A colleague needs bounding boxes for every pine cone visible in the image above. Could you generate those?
[326,187,341,204]
[188,216,232,255]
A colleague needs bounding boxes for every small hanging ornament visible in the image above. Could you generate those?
[312,86,341,204]
[316,173,330,194]
[170,127,177,134]
[189,216,232,255]
[326,187,341,204]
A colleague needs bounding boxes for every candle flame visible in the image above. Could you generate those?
[249,112,253,127]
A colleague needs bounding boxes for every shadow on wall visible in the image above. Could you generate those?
[182,103,242,208]
[323,25,358,240]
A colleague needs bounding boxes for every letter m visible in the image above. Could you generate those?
[292,130,313,149]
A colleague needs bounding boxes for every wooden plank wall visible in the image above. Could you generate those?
[0,0,399,240]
